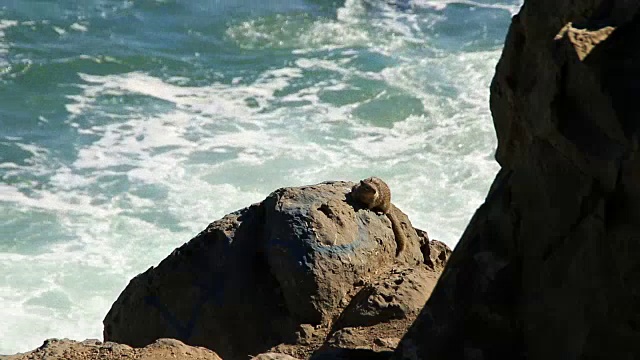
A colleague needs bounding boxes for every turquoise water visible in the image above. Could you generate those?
[0,0,521,354]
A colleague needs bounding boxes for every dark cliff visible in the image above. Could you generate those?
[394,0,640,359]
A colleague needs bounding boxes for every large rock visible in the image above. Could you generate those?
[103,181,448,360]
[394,1,640,359]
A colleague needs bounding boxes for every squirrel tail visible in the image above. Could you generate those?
[386,209,406,257]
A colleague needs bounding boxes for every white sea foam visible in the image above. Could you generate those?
[0,210,179,354]
[57,45,498,240]
[0,20,18,67]
[52,26,66,35]
[70,23,88,32]
[416,0,522,15]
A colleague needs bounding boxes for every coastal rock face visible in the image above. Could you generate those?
[103,181,449,360]
[394,1,640,359]
[3,338,222,360]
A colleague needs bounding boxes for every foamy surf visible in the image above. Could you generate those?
[0,0,522,354]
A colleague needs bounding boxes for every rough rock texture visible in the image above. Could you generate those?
[103,181,449,360]
[417,230,451,273]
[394,1,640,359]
[304,264,438,360]
[2,338,221,360]
[337,266,438,328]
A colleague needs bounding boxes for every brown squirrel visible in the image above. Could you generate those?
[351,177,406,257]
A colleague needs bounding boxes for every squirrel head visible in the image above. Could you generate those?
[352,178,379,205]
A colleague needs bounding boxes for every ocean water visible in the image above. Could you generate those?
[0,0,521,354]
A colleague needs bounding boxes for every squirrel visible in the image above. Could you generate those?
[351,177,407,257]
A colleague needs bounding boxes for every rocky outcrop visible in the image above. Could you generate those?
[103,181,449,360]
[394,1,640,359]
[3,338,221,360]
